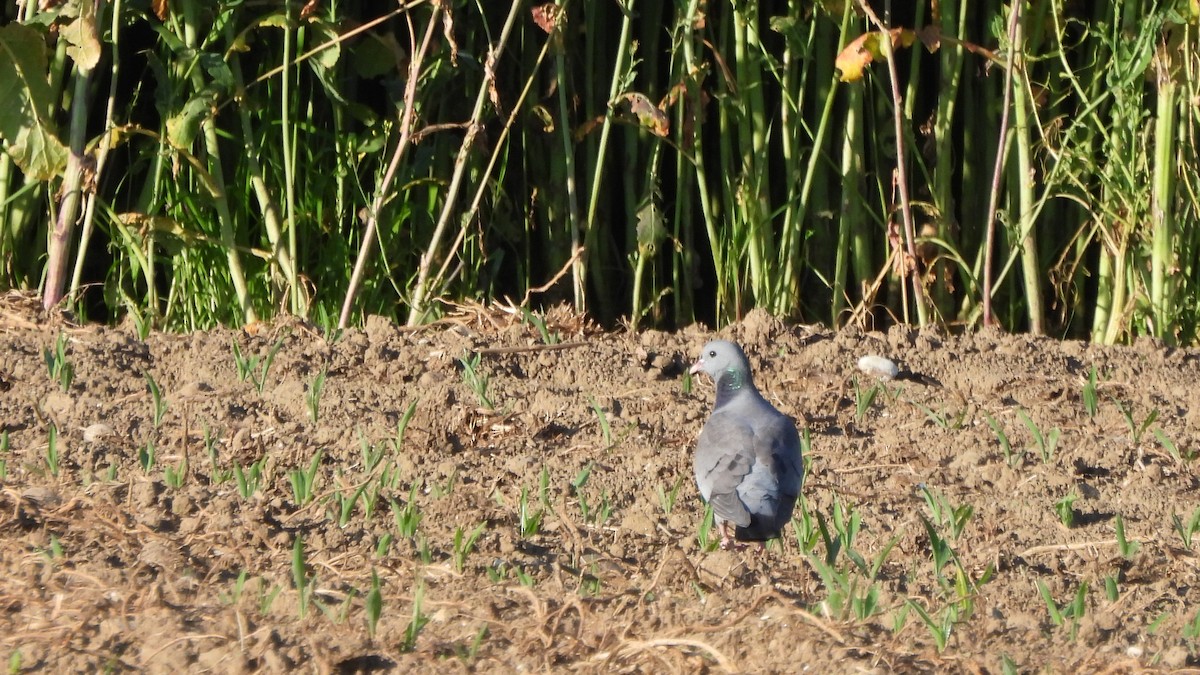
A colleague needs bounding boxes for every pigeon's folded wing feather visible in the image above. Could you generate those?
[695,416,757,527]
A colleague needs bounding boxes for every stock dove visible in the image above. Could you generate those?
[690,340,803,549]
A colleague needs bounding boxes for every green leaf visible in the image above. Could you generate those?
[0,23,69,180]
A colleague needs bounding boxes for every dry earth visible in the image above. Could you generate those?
[3,295,1200,673]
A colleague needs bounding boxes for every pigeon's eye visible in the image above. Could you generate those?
[708,350,717,358]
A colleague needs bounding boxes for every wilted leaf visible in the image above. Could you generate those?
[613,92,669,137]
[60,3,102,71]
[835,27,917,82]
[166,93,214,148]
[0,23,68,180]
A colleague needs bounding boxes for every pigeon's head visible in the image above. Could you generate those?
[689,340,750,381]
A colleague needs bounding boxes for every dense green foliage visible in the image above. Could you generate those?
[0,0,1197,341]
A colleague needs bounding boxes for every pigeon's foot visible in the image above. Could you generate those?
[718,523,748,551]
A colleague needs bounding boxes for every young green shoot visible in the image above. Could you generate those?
[144,372,168,428]
[589,396,613,448]
[518,485,544,538]
[292,534,317,620]
[452,522,487,573]
[1117,402,1159,446]
[234,457,267,499]
[163,455,187,489]
[392,483,423,539]
[289,450,323,505]
[365,570,383,638]
[1172,507,1200,549]
[457,351,494,409]
[1017,409,1061,463]
[655,475,685,515]
[1081,366,1099,419]
[232,336,287,394]
[306,368,327,424]
[1036,579,1089,639]
[1154,427,1196,463]
[984,413,1020,466]
[1103,575,1119,602]
[44,423,60,478]
[1114,514,1140,559]
[400,579,429,652]
[0,430,9,480]
[853,379,881,424]
[906,600,954,652]
[520,307,559,344]
[390,399,420,452]
[696,504,718,552]
[919,485,974,541]
[138,438,156,473]
[1054,489,1079,528]
[44,333,74,392]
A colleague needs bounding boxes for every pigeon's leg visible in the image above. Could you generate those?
[718,522,748,551]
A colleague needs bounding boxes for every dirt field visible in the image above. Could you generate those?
[3,295,1200,673]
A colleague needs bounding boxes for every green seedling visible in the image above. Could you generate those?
[816,495,865,570]
[589,396,613,447]
[234,457,267,499]
[335,485,366,527]
[520,306,559,344]
[1054,489,1079,528]
[365,570,383,638]
[292,535,314,619]
[306,368,327,423]
[232,336,286,394]
[853,379,881,424]
[44,333,74,392]
[681,370,693,395]
[44,423,60,477]
[391,399,420,453]
[1000,654,1019,675]
[220,570,249,605]
[359,432,386,473]
[204,426,231,484]
[984,413,1021,466]
[1037,579,1088,639]
[1154,427,1197,463]
[1114,514,1140,559]
[400,580,429,652]
[163,457,187,489]
[921,517,955,579]
[0,430,9,480]
[907,600,955,652]
[1117,402,1159,446]
[655,475,685,515]
[1174,507,1200,549]
[457,351,494,409]
[1183,607,1200,646]
[391,483,422,539]
[518,485,544,538]
[361,481,382,521]
[9,649,22,674]
[538,465,551,511]
[289,450,323,505]
[1103,574,1119,602]
[1081,366,1099,418]
[453,522,487,573]
[696,504,718,552]
[144,372,168,427]
[914,401,968,431]
[257,578,283,616]
[138,438,156,473]
[375,533,394,558]
[1017,409,1060,463]
[791,498,819,554]
[572,461,593,490]
[456,625,489,665]
[919,485,974,541]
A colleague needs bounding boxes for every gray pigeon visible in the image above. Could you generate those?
[690,340,803,549]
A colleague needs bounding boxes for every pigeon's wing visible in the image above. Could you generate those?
[694,414,757,527]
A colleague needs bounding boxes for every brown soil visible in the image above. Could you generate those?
[3,295,1200,673]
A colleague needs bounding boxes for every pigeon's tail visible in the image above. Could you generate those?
[733,496,799,542]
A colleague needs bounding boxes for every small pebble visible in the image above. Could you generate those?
[857,355,899,380]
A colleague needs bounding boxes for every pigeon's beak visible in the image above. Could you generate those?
[689,358,704,376]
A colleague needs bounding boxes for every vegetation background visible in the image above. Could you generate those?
[1,0,1197,342]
